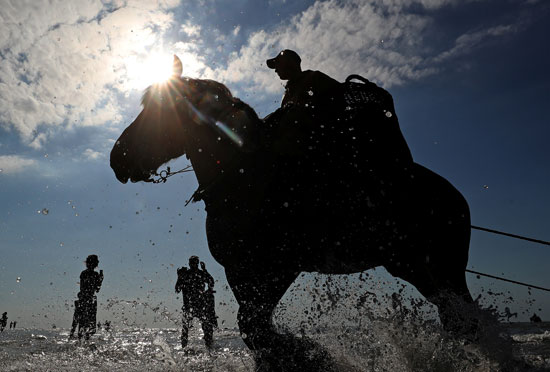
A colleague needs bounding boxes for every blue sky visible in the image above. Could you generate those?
[1,0,549,329]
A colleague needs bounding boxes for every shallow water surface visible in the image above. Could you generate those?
[1,322,549,371]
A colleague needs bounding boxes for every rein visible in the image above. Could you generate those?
[184,150,245,206]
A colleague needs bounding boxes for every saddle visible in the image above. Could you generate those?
[264,74,412,175]
[338,75,413,172]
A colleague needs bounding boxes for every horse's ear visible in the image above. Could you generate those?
[173,55,183,77]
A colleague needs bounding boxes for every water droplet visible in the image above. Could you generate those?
[308,90,314,96]
[385,111,393,118]
[483,185,489,189]
[345,106,352,111]
[16,277,21,283]
[59,242,64,247]
[239,169,244,173]
[283,202,289,207]
[40,208,49,215]
[198,148,202,152]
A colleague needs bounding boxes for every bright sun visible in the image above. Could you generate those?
[124,52,178,90]
[123,51,206,91]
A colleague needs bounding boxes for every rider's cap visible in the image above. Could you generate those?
[266,49,301,69]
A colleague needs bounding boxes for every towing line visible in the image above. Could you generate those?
[466,269,549,292]
[468,225,550,292]
[471,225,550,246]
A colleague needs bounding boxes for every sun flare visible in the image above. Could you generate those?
[123,49,206,91]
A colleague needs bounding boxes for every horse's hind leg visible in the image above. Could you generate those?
[425,271,478,337]
[401,164,478,338]
[394,263,478,338]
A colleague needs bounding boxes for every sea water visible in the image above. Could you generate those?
[1,321,549,371]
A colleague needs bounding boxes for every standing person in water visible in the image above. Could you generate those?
[69,254,103,340]
[175,256,217,348]
[0,312,7,332]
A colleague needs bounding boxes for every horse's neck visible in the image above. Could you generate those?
[185,129,244,190]
[186,139,266,214]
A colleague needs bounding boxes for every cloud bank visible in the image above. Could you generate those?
[217,0,517,95]
[0,0,182,148]
[0,0,524,152]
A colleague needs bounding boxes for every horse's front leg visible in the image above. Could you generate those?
[225,269,298,351]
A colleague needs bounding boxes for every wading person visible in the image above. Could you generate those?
[0,312,7,332]
[69,254,103,340]
[175,256,217,348]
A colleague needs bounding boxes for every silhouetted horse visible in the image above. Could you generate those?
[111,56,475,369]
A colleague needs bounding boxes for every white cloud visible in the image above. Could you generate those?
[0,155,36,174]
[233,25,241,37]
[434,24,517,62]
[180,21,201,38]
[83,148,104,160]
[0,0,181,148]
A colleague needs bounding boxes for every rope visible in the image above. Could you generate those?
[466,269,550,292]
[468,225,550,292]
[471,225,550,246]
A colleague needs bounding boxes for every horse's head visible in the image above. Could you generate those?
[111,55,259,184]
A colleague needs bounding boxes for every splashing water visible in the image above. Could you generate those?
[0,321,548,371]
[2,280,547,371]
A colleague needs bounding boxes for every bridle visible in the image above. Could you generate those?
[148,78,250,206]
[148,165,194,184]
